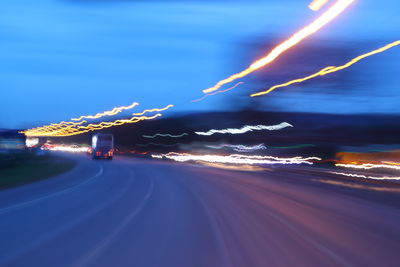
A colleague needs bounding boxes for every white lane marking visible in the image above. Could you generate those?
[0,164,103,215]
[0,168,135,266]
[72,174,154,267]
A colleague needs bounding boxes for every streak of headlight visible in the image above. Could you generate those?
[71,102,139,121]
[199,162,270,172]
[202,0,355,94]
[309,0,330,11]
[41,144,90,153]
[191,82,244,103]
[336,162,400,171]
[142,133,188,138]
[152,152,321,165]
[195,122,292,136]
[206,143,267,152]
[132,104,173,116]
[251,40,400,97]
[329,171,400,181]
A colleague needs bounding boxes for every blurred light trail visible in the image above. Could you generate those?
[191,82,244,103]
[71,102,139,121]
[202,0,355,94]
[142,133,188,138]
[199,162,270,172]
[206,143,267,152]
[26,102,142,135]
[329,171,400,181]
[29,120,88,134]
[195,122,292,136]
[22,120,88,136]
[251,40,400,97]
[24,114,162,137]
[23,103,172,137]
[383,161,400,166]
[336,162,400,171]
[153,152,320,165]
[309,0,331,11]
[55,114,162,137]
[41,143,90,153]
[132,104,173,116]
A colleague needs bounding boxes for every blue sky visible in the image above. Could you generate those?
[0,0,399,128]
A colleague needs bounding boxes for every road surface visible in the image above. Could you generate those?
[0,154,400,267]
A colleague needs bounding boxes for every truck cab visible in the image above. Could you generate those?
[92,133,114,159]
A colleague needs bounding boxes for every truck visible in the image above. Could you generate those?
[92,133,114,159]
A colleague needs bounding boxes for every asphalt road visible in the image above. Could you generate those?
[1,154,400,267]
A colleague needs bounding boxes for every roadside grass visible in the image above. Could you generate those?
[0,152,76,190]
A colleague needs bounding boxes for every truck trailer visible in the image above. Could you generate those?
[92,133,114,159]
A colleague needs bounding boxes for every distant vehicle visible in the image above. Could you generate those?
[92,133,114,159]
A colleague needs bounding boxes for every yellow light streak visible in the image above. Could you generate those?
[382,161,400,166]
[23,101,142,136]
[132,104,174,116]
[251,40,400,97]
[24,114,162,137]
[309,0,330,11]
[22,103,173,137]
[202,0,355,94]
[71,102,139,121]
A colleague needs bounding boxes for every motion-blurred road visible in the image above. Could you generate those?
[1,154,400,267]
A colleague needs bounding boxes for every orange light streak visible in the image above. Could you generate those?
[132,104,174,116]
[251,40,400,97]
[24,114,162,137]
[22,103,173,137]
[71,102,139,121]
[202,0,355,94]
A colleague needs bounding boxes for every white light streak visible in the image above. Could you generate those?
[195,122,293,136]
[336,163,400,171]
[154,152,320,166]
[329,171,400,181]
[206,143,267,152]
[41,144,89,153]
[142,133,188,138]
